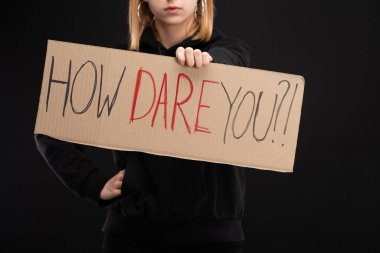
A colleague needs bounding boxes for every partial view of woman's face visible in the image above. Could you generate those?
[144,0,198,26]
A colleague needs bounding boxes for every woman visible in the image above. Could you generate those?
[35,0,250,252]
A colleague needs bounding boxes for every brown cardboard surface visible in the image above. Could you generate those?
[34,40,305,172]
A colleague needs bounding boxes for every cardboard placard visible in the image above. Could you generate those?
[34,40,305,172]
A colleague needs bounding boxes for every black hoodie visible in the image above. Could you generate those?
[34,26,251,245]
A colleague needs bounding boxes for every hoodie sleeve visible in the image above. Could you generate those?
[206,37,251,68]
[34,133,117,208]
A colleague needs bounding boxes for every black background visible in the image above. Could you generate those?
[1,0,379,252]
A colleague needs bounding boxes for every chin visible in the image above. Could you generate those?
[158,16,191,26]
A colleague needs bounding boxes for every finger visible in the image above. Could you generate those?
[116,176,123,183]
[117,170,125,180]
[202,52,212,65]
[111,189,121,197]
[176,47,185,65]
[194,49,203,68]
[185,47,195,67]
[114,180,123,189]
[115,169,124,177]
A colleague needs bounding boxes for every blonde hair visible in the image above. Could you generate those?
[128,0,215,51]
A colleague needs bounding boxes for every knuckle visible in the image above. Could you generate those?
[193,49,201,55]
[186,55,194,62]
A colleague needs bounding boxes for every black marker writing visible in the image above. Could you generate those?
[70,61,97,114]
[220,81,242,144]
[232,91,255,139]
[97,65,125,118]
[252,92,278,142]
[46,56,71,117]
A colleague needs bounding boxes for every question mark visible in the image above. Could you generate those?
[273,80,291,133]
[272,80,298,147]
